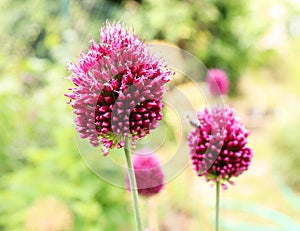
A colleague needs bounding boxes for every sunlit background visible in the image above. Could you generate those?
[1,0,300,230]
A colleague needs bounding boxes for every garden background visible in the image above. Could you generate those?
[1,0,300,230]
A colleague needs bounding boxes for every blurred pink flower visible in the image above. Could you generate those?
[126,150,164,197]
[206,68,229,96]
[187,107,253,188]
[65,22,172,155]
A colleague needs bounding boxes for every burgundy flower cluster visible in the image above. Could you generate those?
[126,151,164,197]
[187,107,253,188]
[65,22,172,154]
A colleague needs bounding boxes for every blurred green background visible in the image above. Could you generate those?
[1,0,300,230]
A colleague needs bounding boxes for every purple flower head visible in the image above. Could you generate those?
[206,68,229,96]
[187,107,253,188]
[126,149,164,197]
[65,22,172,155]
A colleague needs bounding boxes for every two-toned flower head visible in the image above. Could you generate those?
[206,68,229,96]
[126,149,164,197]
[65,22,172,155]
[187,107,253,188]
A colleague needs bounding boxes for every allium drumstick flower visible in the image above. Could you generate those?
[187,106,253,188]
[65,22,172,231]
[65,22,172,155]
[126,150,164,197]
[188,107,253,231]
[206,69,229,96]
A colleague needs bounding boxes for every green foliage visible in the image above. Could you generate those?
[122,0,272,94]
[272,110,300,191]
[0,0,272,94]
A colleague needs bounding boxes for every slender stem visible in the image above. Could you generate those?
[215,180,220,231]
[146,199,150,228]
[124,137,143,231]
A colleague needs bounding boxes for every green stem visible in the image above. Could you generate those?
[146,199,150,228]
[216,180,220,231]
[124,137,143,231]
